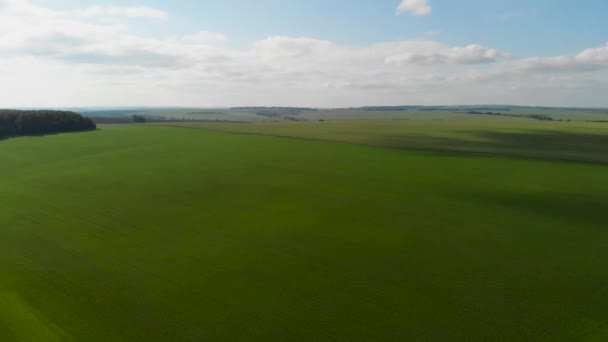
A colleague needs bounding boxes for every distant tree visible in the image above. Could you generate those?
[0,110,96,139]
[131,115,147,123]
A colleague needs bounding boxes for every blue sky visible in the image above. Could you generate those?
[1,0,607,107]
[33,0,608,56]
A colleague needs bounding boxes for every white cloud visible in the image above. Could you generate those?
[486,44,608,75]
[385,44,502,65]
[397,0,432,16]
[0,0,607,107]
[576,44,608,64]
[74,5,169,21]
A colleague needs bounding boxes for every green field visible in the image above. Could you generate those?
[2,123,608,341]
[162,119,608,164]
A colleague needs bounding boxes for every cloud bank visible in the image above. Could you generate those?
[0,0,607,107]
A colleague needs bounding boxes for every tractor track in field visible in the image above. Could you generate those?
[153,124,608,167]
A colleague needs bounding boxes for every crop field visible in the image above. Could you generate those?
[162,119,608,164]
[1,123,608,341]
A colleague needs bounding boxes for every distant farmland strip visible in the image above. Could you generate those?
[155,121,608,165]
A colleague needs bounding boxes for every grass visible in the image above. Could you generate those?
[1,124,608,341]
[162,119,608,164]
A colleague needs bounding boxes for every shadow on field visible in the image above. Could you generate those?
[459,191,608,228]
[377,130,608,165]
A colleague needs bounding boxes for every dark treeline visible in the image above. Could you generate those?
[361,106,515,111]
[465,110,555,121]
[231,107,317,111]
[0,110,96,139]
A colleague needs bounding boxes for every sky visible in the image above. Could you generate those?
[1,0,607,107]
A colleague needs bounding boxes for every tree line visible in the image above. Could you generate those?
[465,111,555,121]
[0,110,96,139]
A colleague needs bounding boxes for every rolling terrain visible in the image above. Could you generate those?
[76,106,608,123]
[1,123,608,341]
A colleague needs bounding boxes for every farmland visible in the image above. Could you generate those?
[77,106,608,123]
[1,121,608,341]
[162,119,608,164]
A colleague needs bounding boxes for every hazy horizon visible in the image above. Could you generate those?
[5,104,608,111]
